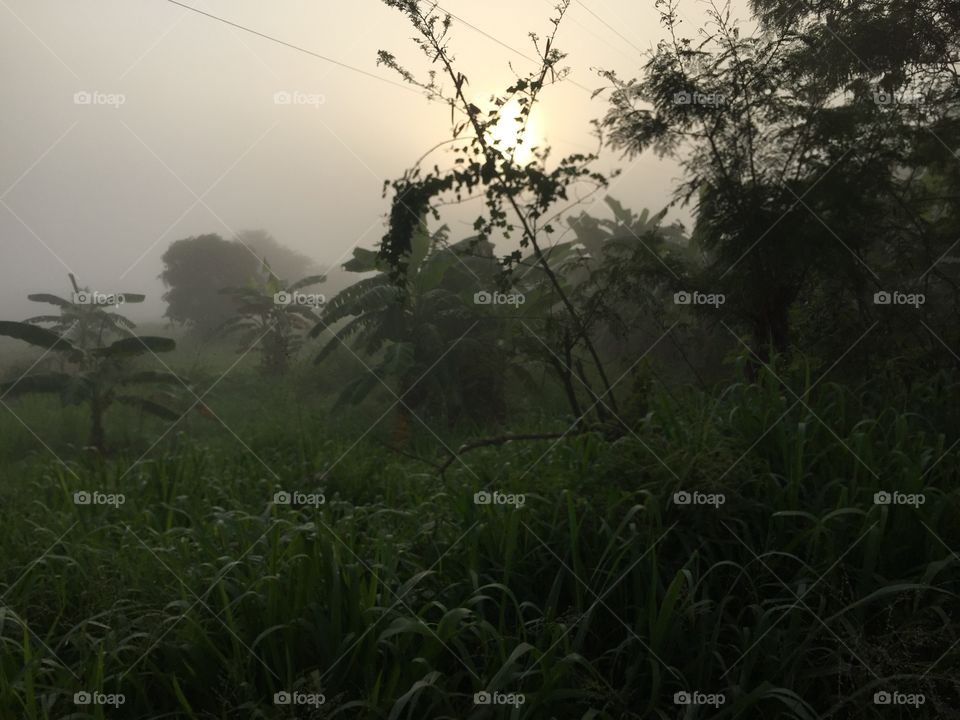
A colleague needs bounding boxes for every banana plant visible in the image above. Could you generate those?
[0,318,187,454]
[218,259,326,375]
[23,273,146,351]
[310,220,509,422]
[490,198,695,423]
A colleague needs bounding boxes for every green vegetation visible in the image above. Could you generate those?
[1,370,958,718]
[1,0,958,717]
[0,277,186,454]
[218,260,326,377]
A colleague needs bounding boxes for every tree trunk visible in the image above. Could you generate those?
[753,298,791,361]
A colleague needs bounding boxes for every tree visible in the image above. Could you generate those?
[747,0,960,370]
[235,230,325,284]
[0,312,187,454]
[218,260,326,376]
[600,0,959,367]
[749,0,960,85]
[23,273,145,351]
[311,219,510,425]
[160,234,259,337]
[559,198,717,387]
[376,0,620,423]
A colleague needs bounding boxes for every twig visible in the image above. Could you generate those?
[437,430,598,474]
[375,439,443,470]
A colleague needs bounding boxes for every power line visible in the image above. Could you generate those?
[435,4,595,94]
[168,0,599,103]
[166,0,423,97]
[572,0,645,57]
[436,4,538,64]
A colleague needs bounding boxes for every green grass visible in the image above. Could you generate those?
[0,366,958,718]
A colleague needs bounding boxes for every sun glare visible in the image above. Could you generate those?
[486,98,540,165]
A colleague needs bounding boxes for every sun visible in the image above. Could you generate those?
[486,97,539,165]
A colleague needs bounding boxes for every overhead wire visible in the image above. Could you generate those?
[571,0,646,57]
[167,0,599,100]
[166,0,424,97]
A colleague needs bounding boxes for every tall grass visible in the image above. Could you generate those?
[0,369,958,718]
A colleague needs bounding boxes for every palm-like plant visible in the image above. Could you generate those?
[560,196,697,322]
[23,273,146,351]
[311,221,507,423]
[497,198,696,422]
[527,197,693,292]
[218,259,326,375]
[0,318,186,454]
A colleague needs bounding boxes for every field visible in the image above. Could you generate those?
[2,351,958,719]
[2,0,959,717]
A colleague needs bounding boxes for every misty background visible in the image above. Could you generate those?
[1,0,750,324]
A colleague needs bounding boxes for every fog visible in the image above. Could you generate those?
[3,3,958,715]
[1,0,748,323]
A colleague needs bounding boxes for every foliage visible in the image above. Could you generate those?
[0,311,185,453]
[23,273,144,351]
[376,0,621,421]
[160,234,261,337]
[218,259,326,376]
[601,0,960,370]
[311,219,511,424]
[235,229,326,282]
[3,2,960,718]
[1,370,958,717]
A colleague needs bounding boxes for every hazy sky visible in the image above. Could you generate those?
[0,0,751,323]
